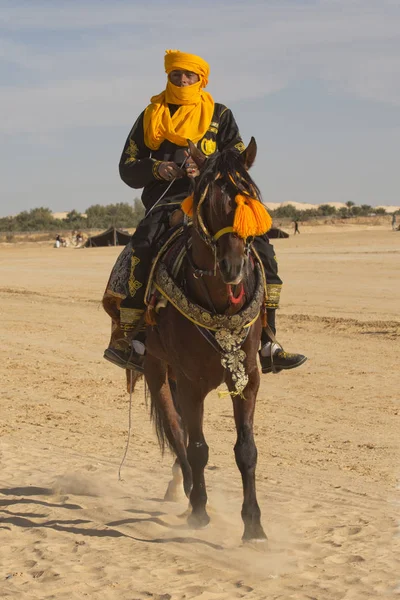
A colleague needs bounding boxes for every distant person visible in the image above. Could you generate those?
[293,219,300,235]
[55,234,61,248]
[392,213,397,231]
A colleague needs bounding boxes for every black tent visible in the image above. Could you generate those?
[267,227,289,239]
[84,227,131,247]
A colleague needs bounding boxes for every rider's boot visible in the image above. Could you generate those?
[103,308,145,373]
[258,309,307,374]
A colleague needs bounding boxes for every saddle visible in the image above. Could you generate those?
[145,224,190,324]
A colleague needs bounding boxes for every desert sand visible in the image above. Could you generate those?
[1,227,399,599]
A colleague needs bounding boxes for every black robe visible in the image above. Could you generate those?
[119,103,245,211]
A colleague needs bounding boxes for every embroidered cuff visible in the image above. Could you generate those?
[152,160,163,181]
[265,284,282,309]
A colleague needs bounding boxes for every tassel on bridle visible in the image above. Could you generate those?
[180,192,272,240]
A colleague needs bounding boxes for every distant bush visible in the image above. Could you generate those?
[0,199,144,232]
[0,199,391,232]
[86,200,144,229]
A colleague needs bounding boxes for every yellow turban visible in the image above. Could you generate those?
[143,50,214,151]
[164,50,210,88]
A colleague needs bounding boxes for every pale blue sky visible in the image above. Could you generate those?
[1,0,399,217]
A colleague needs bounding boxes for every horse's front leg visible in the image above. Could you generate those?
[229,368,267,541]
[177,379,210,528]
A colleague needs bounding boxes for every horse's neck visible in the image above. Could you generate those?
[187,229,239,314]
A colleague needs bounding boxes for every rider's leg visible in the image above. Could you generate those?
[252,234,307,374]
[103,208,170,371]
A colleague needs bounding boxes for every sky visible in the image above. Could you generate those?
[1,0,399,217]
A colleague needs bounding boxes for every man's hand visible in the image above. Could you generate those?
[158,161,184,181]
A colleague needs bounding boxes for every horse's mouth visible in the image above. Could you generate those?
[218,259,245,286]
[224,275,243,286]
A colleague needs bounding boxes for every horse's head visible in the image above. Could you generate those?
[186,138,271,285]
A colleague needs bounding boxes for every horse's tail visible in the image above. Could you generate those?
[148,363,192,497]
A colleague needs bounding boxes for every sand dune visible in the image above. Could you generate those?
[1,228,399,599]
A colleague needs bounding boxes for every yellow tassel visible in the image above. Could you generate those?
[181,194,194,217]
[233,194,272,238]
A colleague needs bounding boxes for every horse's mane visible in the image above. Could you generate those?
[194,148,262,208]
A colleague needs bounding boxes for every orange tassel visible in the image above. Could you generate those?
[181,194,194,217]
[233,194,272,238]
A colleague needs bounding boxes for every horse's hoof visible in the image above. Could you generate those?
[242,525,267,542]
[188,511,210,529]
[242,538,269,553]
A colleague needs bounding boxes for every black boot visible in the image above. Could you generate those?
[258,310,307,374]
[103,309,146,372]
[103,331,146,373]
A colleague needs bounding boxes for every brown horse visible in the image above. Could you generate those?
[139,138,267,541]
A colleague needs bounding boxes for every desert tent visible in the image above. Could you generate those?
[267,227,289,239]
[84,227,131,247]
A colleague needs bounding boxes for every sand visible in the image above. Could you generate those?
[1,227,399,599]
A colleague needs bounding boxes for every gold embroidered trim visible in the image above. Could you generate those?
[211,121,219,128]
[154,262,265,396]
[265,284,282,309]
[124,139,139,164]
[152,160,163,180]
[208,126,218,134]
[128,252,143,297]
[154,262,264,332]
[234,141,246,153]
[120,307,144,324]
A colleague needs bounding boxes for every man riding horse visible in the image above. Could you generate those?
[103,50,306,375]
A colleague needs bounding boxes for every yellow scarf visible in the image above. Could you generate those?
[143,50,215,151]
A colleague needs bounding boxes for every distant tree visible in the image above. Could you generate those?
[360,204,373,215]
[273,204,299,219]
[14,207,63,231]
[351,206,362,216]
[318,204,337,216]
[85,200,144,229]
[132,197,145,225]
[85,204,107,228]
[0,216,17,232]
[375,207,387,215]
[64,209,86,225]
[339,207,349,219]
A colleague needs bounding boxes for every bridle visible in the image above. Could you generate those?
[187,178,253,278]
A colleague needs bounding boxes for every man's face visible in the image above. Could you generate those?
[169,70,200,87]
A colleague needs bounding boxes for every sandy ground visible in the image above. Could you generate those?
[1,227,399,600]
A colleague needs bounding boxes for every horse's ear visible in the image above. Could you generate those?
[242,137,257,170]
[187,140,207,168]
